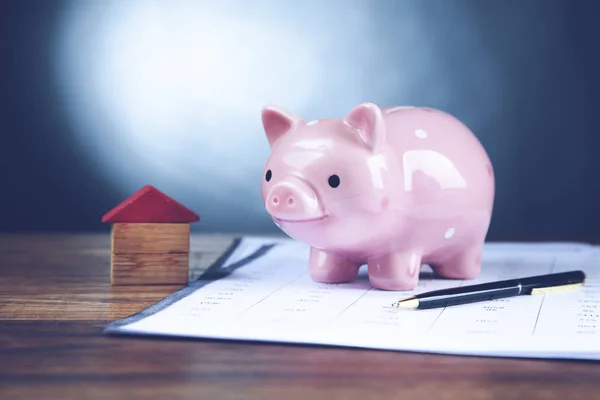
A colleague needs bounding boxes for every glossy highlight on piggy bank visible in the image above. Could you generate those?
[261,102,495,291]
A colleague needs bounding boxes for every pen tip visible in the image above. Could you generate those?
[392,297,419,309]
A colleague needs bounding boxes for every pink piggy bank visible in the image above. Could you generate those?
[260,102,495,291]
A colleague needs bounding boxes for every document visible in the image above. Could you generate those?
[105,237,600,360]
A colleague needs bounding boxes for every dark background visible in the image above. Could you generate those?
[1,0,599,240]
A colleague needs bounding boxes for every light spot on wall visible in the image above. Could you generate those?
[53,0,500,232]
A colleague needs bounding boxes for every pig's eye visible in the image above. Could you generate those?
[328,174,340,188]
[265,170,272,182]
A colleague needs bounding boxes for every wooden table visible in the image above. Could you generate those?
[1,233,599,399]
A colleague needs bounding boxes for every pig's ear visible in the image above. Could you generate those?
[344,102,386,152]
[261,106,301,147]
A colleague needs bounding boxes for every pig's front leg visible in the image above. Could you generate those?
[309,247,360,283]
[367,251,422,291]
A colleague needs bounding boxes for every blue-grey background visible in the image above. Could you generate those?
[1,0,599,240]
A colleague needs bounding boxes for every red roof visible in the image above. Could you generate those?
[102,185,200,223]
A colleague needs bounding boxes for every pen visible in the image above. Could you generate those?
[392,270,586,309]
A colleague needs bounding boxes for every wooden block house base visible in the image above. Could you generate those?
[111,252,189,285]
[110,223,191,286]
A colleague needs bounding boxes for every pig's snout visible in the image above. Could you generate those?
[265,177,326,222]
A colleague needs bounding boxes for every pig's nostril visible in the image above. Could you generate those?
[287,197,295,206]
[272,196,279,205]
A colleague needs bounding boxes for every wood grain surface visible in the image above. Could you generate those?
[110,252,190,285]
[1,233,600,400]
[110,223,191,285]
[111,223,191,254]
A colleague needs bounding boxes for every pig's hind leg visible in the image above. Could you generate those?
[367,251,422,291]
[432,243,483,280]
[308,247,360,283]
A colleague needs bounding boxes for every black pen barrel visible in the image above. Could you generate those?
[417,271,585,308]
[417,281,522,309]
[409,270,586,309]
[419,285,521,308]
[518,270,586,293]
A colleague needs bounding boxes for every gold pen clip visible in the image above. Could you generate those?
[530,282,584,295]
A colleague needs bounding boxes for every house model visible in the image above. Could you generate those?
[101,185,200,286]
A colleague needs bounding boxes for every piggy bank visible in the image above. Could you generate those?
[260,102,494,291]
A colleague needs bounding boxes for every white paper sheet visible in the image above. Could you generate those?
[105,238,600,360]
